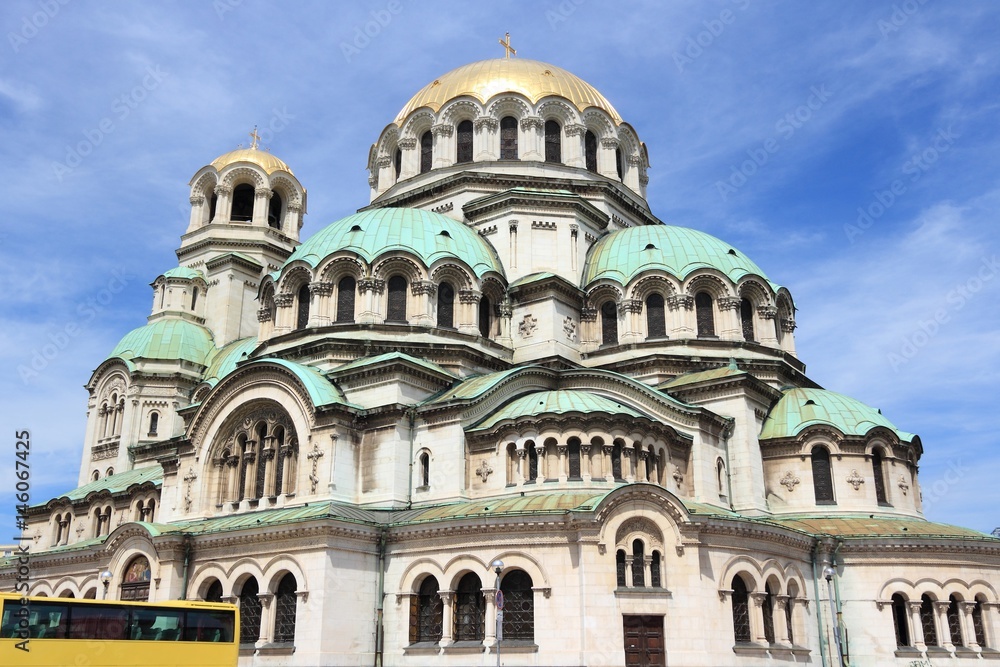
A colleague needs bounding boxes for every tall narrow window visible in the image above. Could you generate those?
[811,446,835,503]
[456,120,473,163]
[650,551,661,588]
[336,276,356,323]
[268,192,283,229]
[762,583,776,644]
[616,550,627,587]
[454,573,485,642]
[601,301,618,346]
[205,579,223,603]
[631,540,645,587]
[740,298,755,341]
[947,595,964,648]
[239,578,261,644]
[394,147,401,179]
[208,194,218,222]
[500,116,518,160]
[786,582,797,644]
[273,573,297,644]
[526,442,538,482]
[732,576,751,644]
[544,120,561,163]
[612,442,623,480]
[231,184,254,222]
[410,576,442,644]
[646,293,666,339]
[695,292,715,337]
[973,598,987,648]
[148,412,158,436]
[585,130,598,172]
[615,147,623,180]
[419,131,432,174]
[419,452,429,488]
[254,423,267,500]
[568,438,581,480]
[191,288,198,311]
[872,448,888,504]
[273,427,286,496]
[296,284,310,330]
[892,594,911,647]
[921,595,938,647]
[478,295,492,337]
[437,282,455,328]
[500,570,534,641]
[386,276,408,323]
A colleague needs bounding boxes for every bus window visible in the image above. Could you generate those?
[68,604,129,640]
[184,609,235,642]
[131,608,183,641]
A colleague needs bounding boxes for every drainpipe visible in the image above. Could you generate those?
[405,408,416,510]
[722,420,735,507]
[812,541,830,667]
[180,535,192,600]
[374,527,387,667]
[830,539,847,665]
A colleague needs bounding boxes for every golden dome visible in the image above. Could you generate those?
[210,148,293,175]
[394,58,623,125]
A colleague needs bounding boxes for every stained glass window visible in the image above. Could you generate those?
[695,292,715,337]
[394,147,401,179]
[500,570,533,641]
[478,296,491,337]
[526,443,538,482]
[616,550,627,588]
[601,301,618,346]
[947,596,963,647]
[612,442,623,480]
[205,579,223,603]
[585,130,597,172]
[387,276,408,323]
[740,298,755,341]
[500,117,518,160]
[544,120,561,163]
[437,282,454,329]
[812,447,835,503]
[732,576,751,643]
[631,540,645,587]
[420,131,432,173]
[646,293,666,339]
[457,120,473,163]
[336,276,356,323]
[296,284,310,330]
[239,578,261,644]
[973,598,987,647]
[454,573,484,641]
[762,583,776,644]
[872,448,888,504]
[273,573,297,643]
[921,595,938,647]
[650,551,661,588]
[892,594,910,647]
[568,439,581,479]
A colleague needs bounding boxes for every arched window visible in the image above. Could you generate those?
[419,452,429,488]
[601,300,618,346]
[695,292,715,337]
[526,442,538,482]
[419,131,432,174]
[454,573,485,641]
[811,446,835,503]
[253,422,268,500]
[268,191,283,229]
[386,276,408,323]
[646,293,666,339]
[740,298,755,341]
[585,130,597,172]
[921,595,938,647]
[500,570,534,641]
[631,540,645,587]
[786,581,798,644]
[500,116,518,160]
[83,589,97,599]
[410,576,442,644]
[273,573,297,644]
[92,470,99,482]
[872,448,888,504]
[273,426,288,497]
[148,412,158,436]
[239,578,261,644]
[190,287,198,311]
[615,147,623,180]
[947,595,964,647]
[762,583,776,644]
[336,276,356,323]
[650,551,661,588]
[456,120,473,163]
[612,442,623,480]
[544,120,561,163]
[478,296,492,338]
[394,148,401,179]
[120,555,151,601]
[208,194,218,222]
[204,579,223,603]
[609,552,625,593]
[732,575,752,644]
[145,499,155,522]
[973,597,987,648]
[231,184,254,222]
[106,467,114,477]
[568,438,581,480]
[296,284,310,330]
[437,282,455,328]
[59,590,75,598]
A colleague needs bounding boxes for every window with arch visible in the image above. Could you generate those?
[409,576,442,644]
[650,550,662,588]
[419,452,430,489]
[253,422,269,500]
[456,120,473,163]
[106,467,114,477]
[811,446,835,503]
[612,441,624,480]
[526,442,538,482]
[631,539,645,587]
[437,282,455,328]
[386,276,408,323]
[296,284,310,330]
[83,588,97,599]
[273,573,297,644]
[973,596,987,648]
[616,550,627,587]
[239,578,261,644]
[92,470,100,482]
[454,573,485,641]
[148,412,158,436]
[231,184,254,222]
[120,555,151,601]
[419,131,432,174]
[394,147,401,179]
[336,276,356,323]
[921,594,938,647]
[740,298,755,341]
[762,582,776,644]
[731,575,752,644]
[947,595,964,647]
[191,287,198,311]
[615,147,623,180]
[268,191,283,229]
[500,116,518,160]
[568,438,581,480]
[216,408,297,506]
[544,120,561,163]
[500,570,534,641]
[204,579,223,603]
[601,300,618,346]
[717,458,728,498]
[478,295,492,337]
[208,193,218,222]
[872,448,888,505]
[695,292,715,337]
[646,293,667,339]
[585,130,598,172]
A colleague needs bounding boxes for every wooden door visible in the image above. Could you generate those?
[623,615,665,667]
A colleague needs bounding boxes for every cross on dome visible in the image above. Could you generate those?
[498,32,516,59]
[249,126,261,149]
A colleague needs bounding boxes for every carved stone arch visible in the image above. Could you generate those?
[376,125,400,157]
[191,171,219,199]
[878,578,918,601]
[782,564,808,596]
[737,278,772,307]
[586,282,624,306]
[190,563,230,598]
[489,550,550,591]
[760,560,786,591]
[440,98,482,125]
[614,516,665,552]
[372,255,425,283]
[277,264,313,294]
[268,175,302,209]
[227,557,267,592]
[192,384,212,405]
[536,98,578,125]
[221,166,266,189]
[629,274,678,302]
[52,576,82,598]
[795,429,844,456]
[29,581,54,596]
[317,255,366,284]
[398,557,446,594]
[595,485,689,549]
[400,110,436,142]
[967,579,999,602]
[430,262,474,291]
[940,578,973,602]
[261,554,308,594]
[205,400,295,463]
[684,273,732,300]
[912,578,945,600]
[485,95,532,121]
[441,555,490,590]
[719,555,764,592]
[582,109,616,138]
[616,124,641,158]
[479,275,507,298]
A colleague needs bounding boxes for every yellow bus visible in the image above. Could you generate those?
[0,592,238,666]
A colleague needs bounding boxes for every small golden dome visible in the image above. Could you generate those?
[394,58,623,125]
[210,148,293,176]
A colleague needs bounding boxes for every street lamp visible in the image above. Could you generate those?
[824,566,845,667]
[491,559,504,667]
[99,569,113,600]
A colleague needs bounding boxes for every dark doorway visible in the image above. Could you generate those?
[623,615,665,667]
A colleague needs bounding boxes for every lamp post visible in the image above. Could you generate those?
[824,566,845,667]
[491,559,504,667]
[100,569,113,600]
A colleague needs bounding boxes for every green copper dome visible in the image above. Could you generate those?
[203,336,257,385]
[471,389,644,431]
[160,266,204,280]
[283,208,505,279]
[583,225,777,288]
[760,388,915,442]
[108,318,215,366]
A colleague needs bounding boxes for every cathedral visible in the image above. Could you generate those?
[5,49,1000,667]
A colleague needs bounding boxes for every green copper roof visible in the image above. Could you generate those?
[762,514,996,540]
[659,364,746,390]
[238,358,356,408]
[583,225,777,288]
[160,266,204,280]
[423,367,524,404]
[471,389,644,431]
[108,318,215,366]
[760,388,915,442]
[203,337,257,385]
[283,208,505,279]
[39,467,163,507]
[391,491,607,525]
[332,352,455,378]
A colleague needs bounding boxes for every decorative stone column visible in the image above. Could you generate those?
[431,123,453,169]
[667,294,694,338]
[187,194,206,232]
[284,202,302,237]
[241,442,257,502]
[718,296,742,340]
[619,299,644,343]
[581,443,592,481]
[308,281,333,327]
[625,154,643,192]
[637,449,649,482]
[750,592,769,644]
[439,590,455,645]
[483,585,497,646]
[474,117,498,161]
[934,600,954,649]
[907,600,927,650]
[497,298,513,347]
[252,187,272,227]
[212,184,232,224]
[580,306,599,348]
[599,137,620,179]
[273,293,295,335]
[603,445,615,483]
[563,123,587,168]
[225,455,240,503]
[775,596,792,645]
[261,440,277,499]
[520,116,544,161]
[257,592,274,644]
[959,601,980,650]
[556,444,568,481]
[757,305,779,346]
[458,289,481,335]
[397,137,417,180]
[514,447,527,485]
[279,443,295,496]
[375,155,393,197]
[409,280,435,326]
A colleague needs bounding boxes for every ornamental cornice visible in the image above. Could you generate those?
[431,123,453,137]
[309,281,334,296]
[600,137,621,149]
[397,137,417,149]
[667,294,694,310]
[375,156,393,168]
[519,116,543,131]
[718,296,741,310]
[189,195,205,205]
[473,117,498,132]
[255,187,273,198]
[564,123,587,137]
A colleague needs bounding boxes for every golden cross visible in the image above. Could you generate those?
[498,32,516,59]
[249,126,261,149]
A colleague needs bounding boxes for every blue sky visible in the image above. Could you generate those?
[1,1,998,536]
